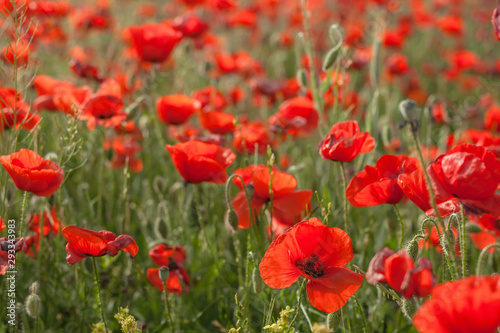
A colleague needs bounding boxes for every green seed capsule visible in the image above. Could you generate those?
[322,47,339,71]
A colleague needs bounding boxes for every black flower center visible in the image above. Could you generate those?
[295,254,325,279]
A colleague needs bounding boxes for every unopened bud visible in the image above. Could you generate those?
[297,69,308,90]
[401,298,417,320]
[406,239,419,263]
[444,229,456,248]
[465,223,482,234]
[252,268,262,294]
[25,294,41,318]
[326,311,341,331]
[399,99,419,122]
[158,266,170,282]
[29,282,39,295]
[224,208,239,231]
[322,47,339,71]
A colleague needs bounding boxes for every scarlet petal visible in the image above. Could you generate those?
[147,268,164,291]
[253,168,297,199]
[384,251,415,293]
[107,235,139,257]
[272,190,312,220]
[62,226,108,258]
[306,266,364,313]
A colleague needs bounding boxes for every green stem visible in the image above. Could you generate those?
[394,205,404,249]
[92,257,108,332]
[19,191,28,237]
[163,282,175,333]
[339,162,349,233]
[476,243,500,276]
[409,126,458,280]
[193,184,219,262]
[460,205,467,277]
[288,278,307,331]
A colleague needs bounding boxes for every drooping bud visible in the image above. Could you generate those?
[465,223,482,234]
[25,294,41,318]
[322,47,339,71]
[399,99,419,122]
[326,311,341,331]
[224,208,239,232]
[158,266,170,282]
[29,281,39,295]
[406,238,419,263]
[297,69,308,90]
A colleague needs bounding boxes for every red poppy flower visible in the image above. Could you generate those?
[367,248,436,299]
[428,144,500,216]
[0,217,4,233]
[346,155,419,207]
[146,244,190,294]
[268,97,319,137]
[156,94,201,125]
[199,111,236,135]
[233,121,272,155]
[398,167,460,218]
[455,130,500,158]
[484,104,500,132]
[2,41,30,67]
[438,16,463,36]
[127,23,183,63]
[413,275,500,333]
[319,120,375,162]
[259,218,364,313]
[0,149,64,197]
[28,205,60,236]
[492,4,500,41]
[469,214,500,253]
[192,86,227,111]
[61,226,138,265]
[165,140,236,184]
[1,108,41,133]
[231,166,312,229]
[80,79,127,131]
[386,53,409,75]
[172,14,209,38]
[0,238,26,275]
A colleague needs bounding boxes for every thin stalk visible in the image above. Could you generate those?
[476,243,500,276]
[92,257,108,332]
[409,127,458,280]
[163,282,175,333]
[19,190,28,237]
[288,278,307,330]
[460,204,467,277]
[193,185,221,266]
[394,205,404,249]
[339,162,349,233]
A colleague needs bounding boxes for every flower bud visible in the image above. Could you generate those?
[401,298,417,320]
[158,266,170,282]
[29,281,39,295]
[465,223,482,234]
[326,311,341,331]
[25,294,41,318]
[224,208,239,232]
[399,99,419,122]
[297,69,308,90]
[406,239,419,263]
[322,47,339,71]
[252,268,262,294]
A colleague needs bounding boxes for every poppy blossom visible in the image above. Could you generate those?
[0,149,64,197]
[469,214,500,253]
[146,245,190,294]
[398,167,460,218]
[268,97,319,137]
[231,166,312,229]
[484,104,500,132]
[386,53,409,75]
[192,86,227,111]
[0,238,26,275]
[127,23,183,63]
[318,120,375,163]
[156,94,201,125]
[233,121,272,155]
[346,155,419,207]
[413,275,500,333]
[428,144,500,217]
[0,217,4,232]
[165,140,236,184]
[367,248,436,299]
[1,108,41,133]
[259,218,364,313]
[172,14,209,38]
[199,111,236,135]
[61,226,138,265]
[492,4,500,41]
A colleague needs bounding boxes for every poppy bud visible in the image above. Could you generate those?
[326,311,341,331]
[252,268,262,294]
[401,298,417,320]
[399,99,419,122]
[406,239,419,262]
[297,69,308,90]
[322,47,339,71]
[444,229,456,248]
[30,281,39,295]
[465,223,482,234]
[25,294,41,318]
[224,208,239,232]
[158,266,170,282]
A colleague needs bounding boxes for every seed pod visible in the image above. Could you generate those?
[158,266,170,282]
[399,99,419,122]
[401,298,417,320]
[406,239,419,262]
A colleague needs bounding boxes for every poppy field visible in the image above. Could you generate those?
[2,0,500,332]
